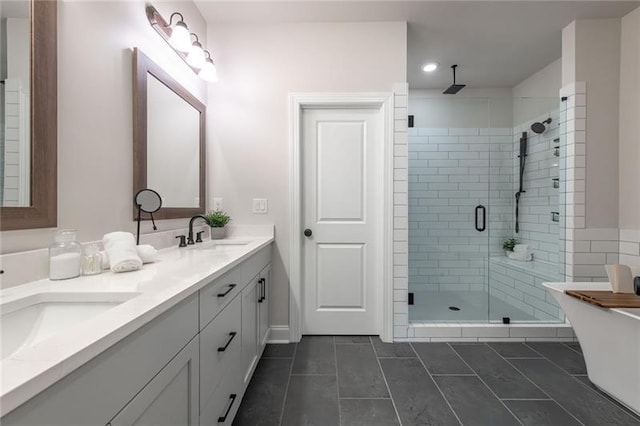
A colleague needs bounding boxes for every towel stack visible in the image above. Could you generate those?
[102,232,143,273]
[507,244,533,262]
[100,244,158,270]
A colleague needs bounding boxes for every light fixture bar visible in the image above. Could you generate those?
[146,4,216,81]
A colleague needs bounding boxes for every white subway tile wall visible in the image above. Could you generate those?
[408,127,513,294]
[619,229,640,266]
[511,110,562,265]
[393,83,410,338]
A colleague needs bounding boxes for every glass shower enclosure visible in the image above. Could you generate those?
[408,96,565,324]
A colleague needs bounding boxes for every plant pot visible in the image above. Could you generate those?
[505,250,512,257]
[210,226,226,240]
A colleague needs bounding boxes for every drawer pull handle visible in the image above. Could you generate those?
[259,278,266,303]
[217,332,237,352]
[217,284,236,298]
[218,393,237,423]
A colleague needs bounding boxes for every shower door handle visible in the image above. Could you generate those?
[475,205,486,232]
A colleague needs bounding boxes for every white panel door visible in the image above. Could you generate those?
[302,108,382,334]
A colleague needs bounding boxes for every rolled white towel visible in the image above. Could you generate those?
[101,244,158,269]
[137,244,158,263]
[102,232,142,273]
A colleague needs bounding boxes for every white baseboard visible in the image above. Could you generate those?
[267,326,290,343]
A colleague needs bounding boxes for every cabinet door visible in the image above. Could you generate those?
[258,265,271,353]
[241,275,259,385]
[108,337,199,426]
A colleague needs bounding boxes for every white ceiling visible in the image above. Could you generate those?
[194,1,640,89]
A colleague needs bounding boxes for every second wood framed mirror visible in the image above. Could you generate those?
[132,48,206,220]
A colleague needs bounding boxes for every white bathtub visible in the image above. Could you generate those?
[544,282,640,416]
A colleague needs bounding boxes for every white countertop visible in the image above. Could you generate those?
[0,235,274,416]
[543,281,640,321]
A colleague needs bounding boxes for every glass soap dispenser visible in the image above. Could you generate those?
[49,229,82,280]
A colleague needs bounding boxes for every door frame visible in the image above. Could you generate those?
[288,93,394,343]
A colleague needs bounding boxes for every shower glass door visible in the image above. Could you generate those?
[408,97,491,322]
[487,97,566,323]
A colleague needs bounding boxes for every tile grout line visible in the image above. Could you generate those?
[334,336,343,426]
[371,336,404,426]
[409,343,463,426]
[487,344,586,426]
[520,342,640,420]
[277,342,298,426]
[523,343,586,376]
[562,342,583,356]
[447,342,526,426]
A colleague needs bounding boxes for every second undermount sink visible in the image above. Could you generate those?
[1,292,140,360]
[191,240,250,251]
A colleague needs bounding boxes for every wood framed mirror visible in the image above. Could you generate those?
[0,0,57,230]
[132,48,206,220]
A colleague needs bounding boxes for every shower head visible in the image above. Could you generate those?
[443,64,466,95]
[531,118,552,134]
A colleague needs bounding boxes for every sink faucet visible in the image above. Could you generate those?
[188,215,210,245]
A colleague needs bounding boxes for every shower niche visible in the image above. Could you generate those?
[407,96,565,324]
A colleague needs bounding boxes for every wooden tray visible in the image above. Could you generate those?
[565,290,640,308]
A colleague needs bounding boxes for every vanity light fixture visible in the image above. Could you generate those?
[199,51,219,82]
[146,5,218,82]
[186,34,206,69]
[167,13,191,52]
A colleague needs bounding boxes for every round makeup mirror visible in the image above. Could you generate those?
[135,188,162,213]
[134,189,163,244]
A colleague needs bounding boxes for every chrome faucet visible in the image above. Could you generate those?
[188,215,210,245]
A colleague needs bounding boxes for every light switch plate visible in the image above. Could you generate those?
[252,198,268,214]
[213,198,223,211]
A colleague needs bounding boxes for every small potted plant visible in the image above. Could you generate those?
[502,237,519,256]
[204,210,231,240]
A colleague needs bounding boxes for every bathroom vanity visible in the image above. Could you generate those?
[0,236,273,425]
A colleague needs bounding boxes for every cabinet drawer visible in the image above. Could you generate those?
[200,294,241,409]
[199,359,242,426]
[241,245,271,287]
[199,266,242,329]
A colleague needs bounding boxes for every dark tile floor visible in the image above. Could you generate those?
[233,337,640,426]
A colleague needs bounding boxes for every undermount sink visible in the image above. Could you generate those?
[191,240,250,251]
[1,292,140,360]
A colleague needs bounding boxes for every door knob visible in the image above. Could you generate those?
[304,228,312,237]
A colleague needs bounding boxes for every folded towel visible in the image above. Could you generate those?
[102,232,142,273]
[101,244,158,269]
[508,244,533,262]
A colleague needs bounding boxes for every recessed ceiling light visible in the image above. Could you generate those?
[422,62,439,73]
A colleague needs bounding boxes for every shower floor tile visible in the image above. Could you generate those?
[409,290,537,322]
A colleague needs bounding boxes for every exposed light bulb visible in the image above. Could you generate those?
[199,58,218,82]
[168,21,191,52]
[422,62,439,73]
[186,41,206,69]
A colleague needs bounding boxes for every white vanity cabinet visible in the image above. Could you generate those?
[108,336,200,426]
[1,243,272,426]
[258,264,271,353]
[241,274,260,385]
[1,294,200,426]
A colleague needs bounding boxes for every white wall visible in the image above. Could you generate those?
[512,58,561,125]
[409,88,513,128]
[206,21,407,327]
[513,58,561,100]
[0,1,207,253]
[562,19,621,229]
[618,7,640,229]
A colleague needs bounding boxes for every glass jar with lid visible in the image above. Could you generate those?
[49,229,82,280]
